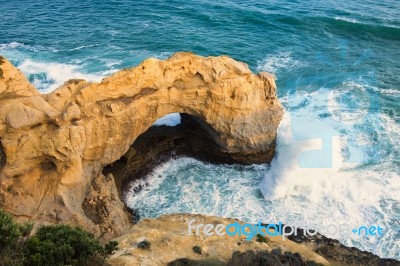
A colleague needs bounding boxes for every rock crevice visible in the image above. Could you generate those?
[0,52,283,239]
[0,140,5,171]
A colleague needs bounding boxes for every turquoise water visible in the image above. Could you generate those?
[1,0,399,260]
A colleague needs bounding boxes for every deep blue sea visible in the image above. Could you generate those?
[1,0,399,260]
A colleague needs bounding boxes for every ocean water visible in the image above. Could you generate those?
[1,0,399,260]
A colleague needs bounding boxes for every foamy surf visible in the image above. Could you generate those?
[17,59,105,93]
[256,52,308,75]
[0,42,171,93]
[153,113,181,126]
[260,85,400,259]
[125,85,400,260]
[0,41,58,52]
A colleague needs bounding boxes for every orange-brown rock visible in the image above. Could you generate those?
[108,214,329,266]
[0,52,283,239]
[107,214,400,266]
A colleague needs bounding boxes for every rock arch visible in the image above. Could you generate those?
[0,52,283,239]
[103,112,240,199]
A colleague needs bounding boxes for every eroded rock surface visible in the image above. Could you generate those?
[0,53,283,239]
[108,214,400,266]
[108,214,329,266]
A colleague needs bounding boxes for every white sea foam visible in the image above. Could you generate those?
[125,157,269,222]
[156,51,173,60]
[0,41,58,52]
[256,52,307,75]
[102,58,122,68]
[260,111,399,207]
[333,17,400,30]
[260,86,400,258]
[17,59,104,93]
[126,83,400,260]
[334,16,359,23]
[0,41,26,50]
[68,44,97,51]
[379,88,400,95]
[153,113,181,126]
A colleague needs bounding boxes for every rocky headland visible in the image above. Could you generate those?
[0,53,398,266]
[0,52,282,240]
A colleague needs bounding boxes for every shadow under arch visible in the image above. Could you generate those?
[103,112,269,207]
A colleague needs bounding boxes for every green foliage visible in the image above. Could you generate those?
[0,209,21,252]
[0,209,118,266]
[19,221,34,238]
[0,209,33,266]
[105,240,118,255]
[256,233,270,244]
[23,224,117,266]
[168,258,225,266]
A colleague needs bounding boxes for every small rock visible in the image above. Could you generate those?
[192,245,202,255]
[137,240,151,250]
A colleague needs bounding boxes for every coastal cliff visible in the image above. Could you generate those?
[0,53,283,239]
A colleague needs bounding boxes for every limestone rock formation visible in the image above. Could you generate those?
[108,214,400,266]
[108,214,329,266]
[0,53,283,239]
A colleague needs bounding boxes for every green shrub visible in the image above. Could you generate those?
[105,240,118,255]
[23,224,117,266]
[0,209,118,266]
[168,258,225,266]
[0,209,33,266]
[256,234,269,244]
[0,209,21,252]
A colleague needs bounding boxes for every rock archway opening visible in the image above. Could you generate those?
[102,112,254,214]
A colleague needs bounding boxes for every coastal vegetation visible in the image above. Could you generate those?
[0,209,118,266]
